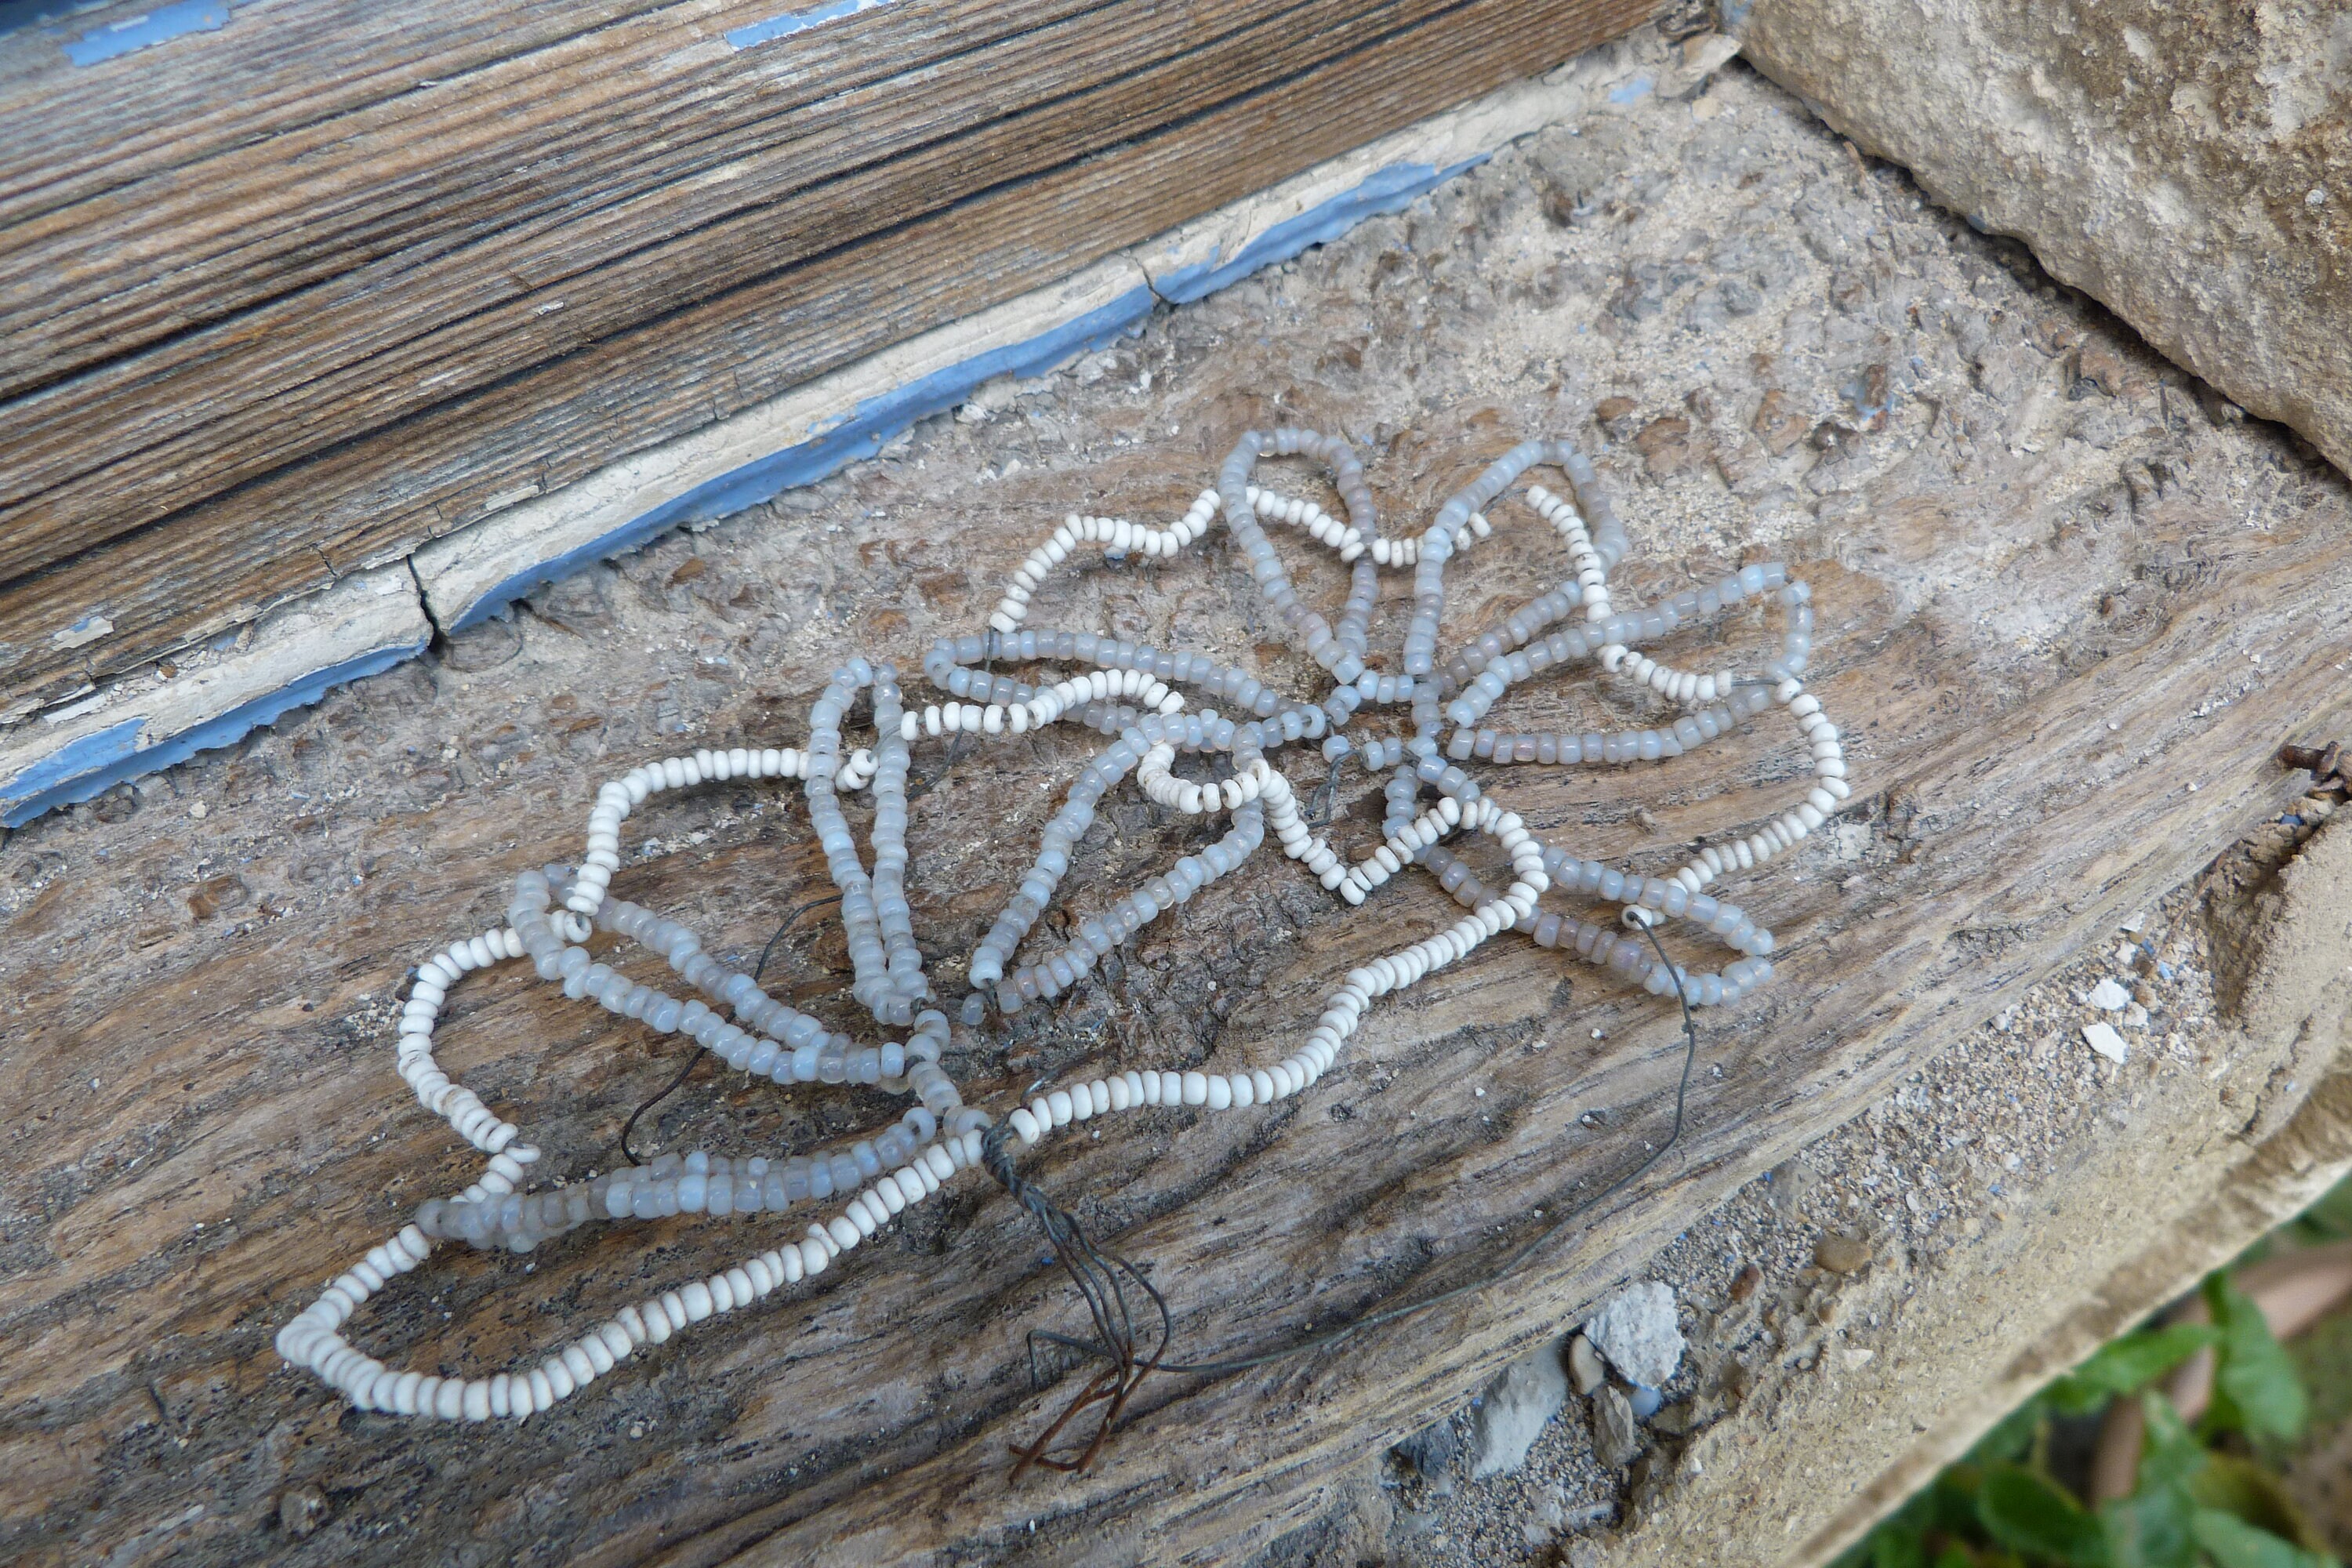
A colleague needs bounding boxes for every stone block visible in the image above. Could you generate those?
[1736,0,2352,477]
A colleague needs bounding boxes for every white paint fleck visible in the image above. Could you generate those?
[2085,977,2132,1011]
[51,613,114,649]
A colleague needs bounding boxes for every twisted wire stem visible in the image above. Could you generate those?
[980,1120,1172,1477]
[981,916,1709,1470]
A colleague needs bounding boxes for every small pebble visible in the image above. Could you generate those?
[189,800,208,819]
[2122,1002,2149,1030]
[2083,1021,2129,1063]
[1814,1232,1872,1275]
[1392,1416,1460,1480]
[1469,1343,1569,1477]
[278,1483,329,1539]
[2085,977,2131,1011]
[1628,1383,1663,1418]
[1728,1261,1762,1301]
[1591,1385,1642,1468]
[1584,1281,1684,1389]
[1768,1157,1821,1215]
[1651,1399,1700,1436]
[1568,1332,1606,1395]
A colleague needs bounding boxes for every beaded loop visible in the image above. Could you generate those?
[280,429,1849,1418]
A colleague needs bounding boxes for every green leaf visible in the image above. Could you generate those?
[2100,1483,2194,1568]
[2137,1393,2207,1494]
[1867,1523,1927,1568]
[1931,1549,1977,1568]
[1933,1470,1992,1537]
[2287,1171,2352,1243]
[1838,1486,1937,1568]
[2202,1275,2310,1441]
[1969,1399,2046,1465]
[2189,1455,2329,1553]
[2187,1508,2336,1568]
[1977,1463,2110,1566]
[2047,1326,2223,1416]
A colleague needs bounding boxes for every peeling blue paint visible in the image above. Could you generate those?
[1606,74,1653,104]
[1153,156,1488,306]
[5,134,1542,826]
[2,720,143,810]
[446,285,1156,631]
[64,1,228,65]
[2,641,424,827]
[727,0,893,50]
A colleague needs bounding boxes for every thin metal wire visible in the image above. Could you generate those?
[1304,759,1345,829]
[1155,916,1704,1375]
[617,890,844,1167]
[983,915,1711,1466]
[942,645,996,772]
[980,1118,1174,1477]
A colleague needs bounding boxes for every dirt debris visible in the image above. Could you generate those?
[1295,818,2327,1568]
[2,16,2346,1568]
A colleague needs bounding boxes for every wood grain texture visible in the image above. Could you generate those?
[3,0,1465,562]
[0,0,1653,713]
[10,47,2350,1566]
[2,397,2348,1567]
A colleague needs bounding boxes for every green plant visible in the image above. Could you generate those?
[1836,1271,2334,1568]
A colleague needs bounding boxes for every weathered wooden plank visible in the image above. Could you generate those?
[2,0,1155,289]
[0,2,659,209]
[1,0,1474,574]
[0,0,1109,401]
[2,393,2347,1567]
[0,0,1640,712]
[9,49,2349,1566]
[674,545,2352,1568]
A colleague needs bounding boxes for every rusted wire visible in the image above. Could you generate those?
[983,916,1708,1469]
[980,1117,1172,1478]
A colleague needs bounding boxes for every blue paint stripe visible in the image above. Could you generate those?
[2,717,144,803]
[63,1,229,65]
[727,0,894,50]
[1153,156,1490,305]
[1,641,426,827]
[446,284,1157,631]
[4,146,1512,826]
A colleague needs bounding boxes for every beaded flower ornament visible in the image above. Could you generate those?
[278,429,1849,1431]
